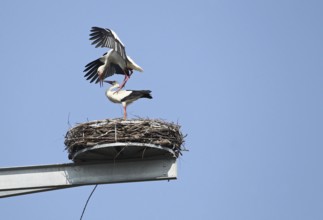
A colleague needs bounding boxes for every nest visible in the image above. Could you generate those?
[65,118,186,160]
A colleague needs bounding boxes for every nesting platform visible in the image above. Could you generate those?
[65,118,185,162]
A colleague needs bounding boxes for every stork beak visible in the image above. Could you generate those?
[104,80,114,85]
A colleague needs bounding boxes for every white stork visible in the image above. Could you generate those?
[105,80,152,120]
[84,27,143,88]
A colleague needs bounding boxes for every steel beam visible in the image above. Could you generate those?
[0,158,177,198]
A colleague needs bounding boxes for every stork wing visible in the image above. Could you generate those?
[113,90,133,102]
[120,90,152,102]
[89,27,127,61]
[83,57,104,83]
[83,56,124,84]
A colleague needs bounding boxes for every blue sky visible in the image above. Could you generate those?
[0,0,323,219]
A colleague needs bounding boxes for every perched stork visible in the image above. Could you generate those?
[105,80,152,120]
[84,27,143,88]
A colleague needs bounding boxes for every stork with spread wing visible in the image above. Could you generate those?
[84,27,143,89]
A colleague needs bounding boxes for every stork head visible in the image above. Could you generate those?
[97,66,105,77]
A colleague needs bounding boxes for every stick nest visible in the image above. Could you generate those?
[65,118,186,159]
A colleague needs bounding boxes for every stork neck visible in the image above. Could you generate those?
[109,84,119,91]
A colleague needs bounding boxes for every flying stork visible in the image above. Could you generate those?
[105,80,152,120]
[84,27,143,88]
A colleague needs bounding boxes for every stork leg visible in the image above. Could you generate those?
[115,74,130,93]
[119,69,133,89]
[121,74,129,88]
[123,105,127,120]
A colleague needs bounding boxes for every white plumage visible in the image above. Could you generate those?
[105,81,152,119]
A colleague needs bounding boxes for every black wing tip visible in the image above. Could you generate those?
[90,26,111,32]
[141,91,153,99]
[144,90,153,99]
[91,26,101,30]
[89,35,100,39]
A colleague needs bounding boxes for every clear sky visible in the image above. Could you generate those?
[0,0,322,219]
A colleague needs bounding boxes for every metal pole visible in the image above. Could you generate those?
[0,158,177,198]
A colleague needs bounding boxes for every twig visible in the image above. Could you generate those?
[67,112,71,128]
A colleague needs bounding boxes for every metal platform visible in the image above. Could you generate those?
[71,142,177,162]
